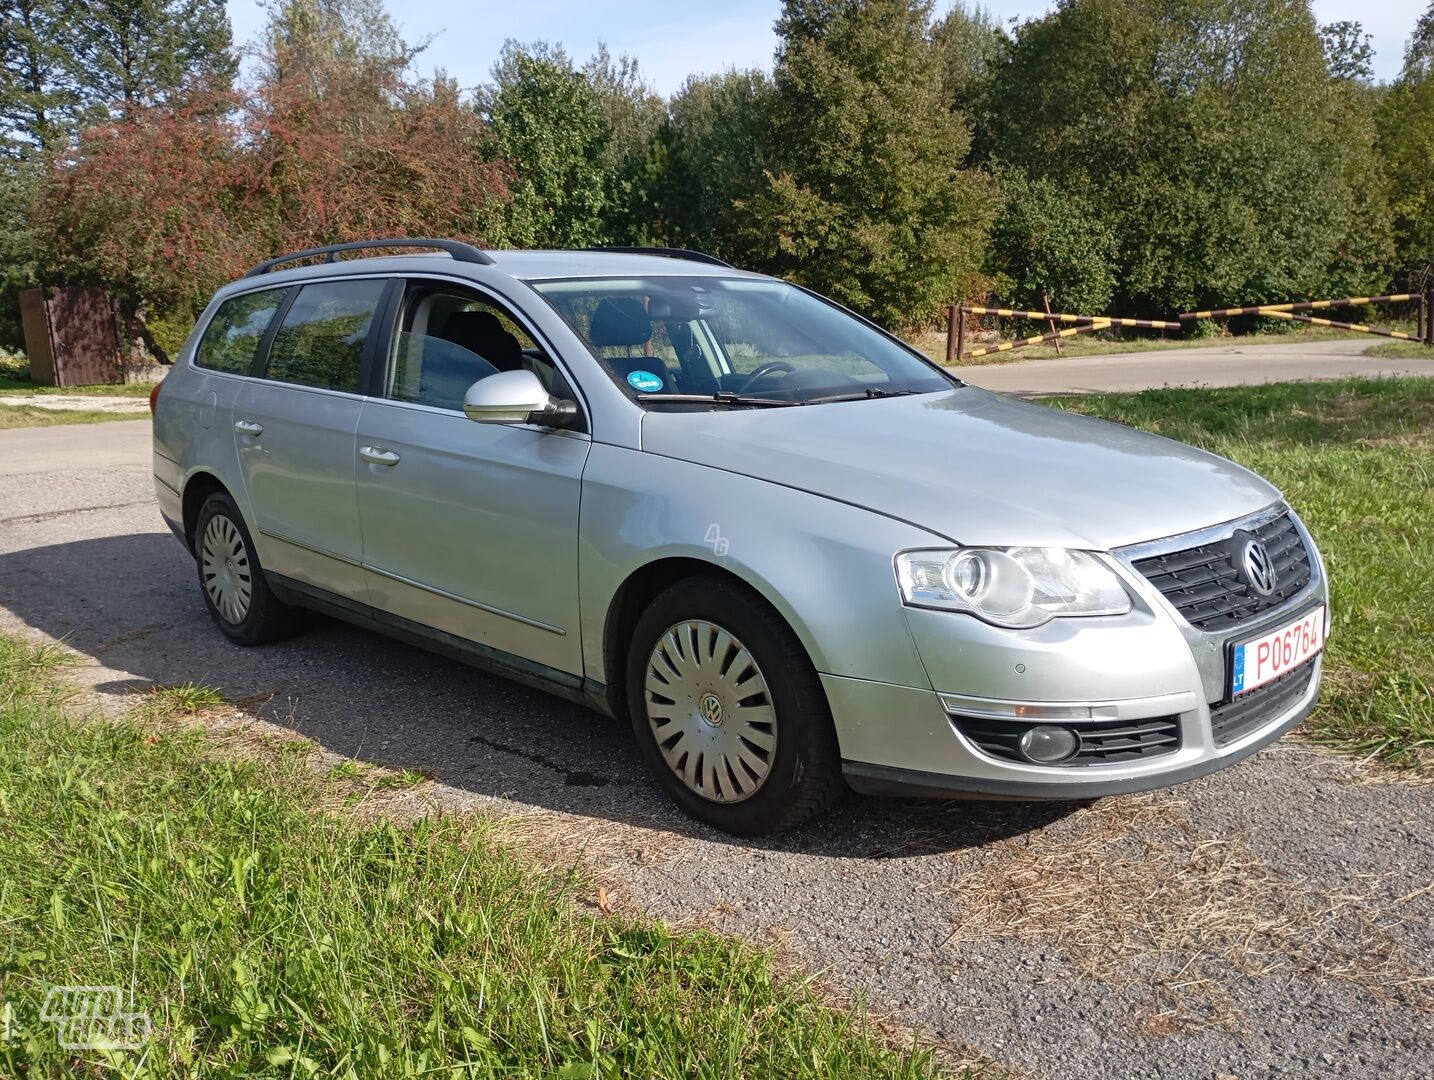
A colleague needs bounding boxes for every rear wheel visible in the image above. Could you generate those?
[626,575,842,835]
[193,492,304,646]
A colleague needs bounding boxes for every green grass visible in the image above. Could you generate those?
[1366,340,1434,360]
[0,635,943,1079]
[1051,377,1434,773]
[0,406,150,429]
[0,354,156,397]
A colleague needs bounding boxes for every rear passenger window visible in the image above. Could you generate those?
[195,289,286,375]
[265,280,387,392]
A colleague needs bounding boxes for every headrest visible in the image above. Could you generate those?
[588,298,651,348]
[440,310,523,370]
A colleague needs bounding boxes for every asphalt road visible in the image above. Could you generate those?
[957,337,1432,396]
[2,391,1432,1077]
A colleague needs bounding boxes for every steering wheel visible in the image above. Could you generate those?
[738,360,796,392]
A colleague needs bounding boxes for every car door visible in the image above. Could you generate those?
[233,276,393,603]
[353,279,590,675]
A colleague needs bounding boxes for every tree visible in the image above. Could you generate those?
[985,0,1390,313]
[985,167,1117,315]
[740,0,998,330]
[0,0,79,154]
[63,0,235,121]
[1320,20,1373,82]
[34,0,510,336]
[583,44,663,173]
[622,69,775,254]
[1405,1,1434,82]
[482,41,608,249]
[932,2,1003,157]
[583,44,665,243]
[258,0,409,89]
[1377,1,1434,289]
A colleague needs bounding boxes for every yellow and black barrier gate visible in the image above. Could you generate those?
[1177,293,1431,344]
[946,305,1180,362]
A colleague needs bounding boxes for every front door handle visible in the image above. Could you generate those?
[360,446,401,467]
[234,419,263,436]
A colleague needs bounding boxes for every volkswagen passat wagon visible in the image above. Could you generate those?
[152,239,1328,835]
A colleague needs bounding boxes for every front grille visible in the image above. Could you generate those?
[951,714,1181,766]
[1209,659,1318,747]
[1132,511,1312,631]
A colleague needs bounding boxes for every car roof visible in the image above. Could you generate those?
[225,248,767,295]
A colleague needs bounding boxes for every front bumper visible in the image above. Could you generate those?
[826,503,1328,799]
[837,661,1319,799]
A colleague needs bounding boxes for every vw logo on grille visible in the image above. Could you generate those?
[1241,539,1277,596]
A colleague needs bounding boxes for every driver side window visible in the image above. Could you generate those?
[387,285,548,412]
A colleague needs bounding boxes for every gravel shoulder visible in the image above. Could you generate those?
[1,417,1431,1079]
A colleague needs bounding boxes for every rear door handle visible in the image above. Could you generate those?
[360,446,401,467]
[234,419,263,436]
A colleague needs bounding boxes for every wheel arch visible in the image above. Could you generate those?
[180,470,234,554]
[599,555,827,718]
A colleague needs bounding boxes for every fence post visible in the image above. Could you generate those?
[956,307,966,362]
[946,305,957,364]
[1427,291,1434,345]
[1041,290,1062,356]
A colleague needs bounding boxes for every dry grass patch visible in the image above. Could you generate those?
[944,795,1434,1031]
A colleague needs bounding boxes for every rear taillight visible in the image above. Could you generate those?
[149,380,162,415]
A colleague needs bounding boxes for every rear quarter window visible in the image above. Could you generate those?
[194,288,287,375]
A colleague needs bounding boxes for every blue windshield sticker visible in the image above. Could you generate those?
[627,370,664,393]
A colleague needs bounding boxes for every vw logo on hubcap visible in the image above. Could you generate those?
[698,693,724,726]
[1241,539,1277,596]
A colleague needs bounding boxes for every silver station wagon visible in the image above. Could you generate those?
[152,239,1329,834]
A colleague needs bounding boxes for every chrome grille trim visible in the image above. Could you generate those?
[1118,504,1315,632]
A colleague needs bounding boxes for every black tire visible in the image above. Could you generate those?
[193,492,304,646]
[626,575,843,835]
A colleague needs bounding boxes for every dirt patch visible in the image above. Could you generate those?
[0,393,149,412]
[943,794,1434,1032]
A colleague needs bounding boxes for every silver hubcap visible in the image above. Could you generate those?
[645,620,777,804]
[201,514,252,624]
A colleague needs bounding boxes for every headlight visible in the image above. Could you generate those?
[895,547,1131,628]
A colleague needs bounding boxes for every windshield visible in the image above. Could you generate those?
[529,276,956,408]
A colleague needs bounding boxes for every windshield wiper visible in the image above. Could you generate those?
[801,387,921,405]
[634,392,797,408]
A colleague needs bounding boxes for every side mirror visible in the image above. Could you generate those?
[462,369,577,428]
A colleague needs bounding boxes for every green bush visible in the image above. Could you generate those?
[986,167,1117,316]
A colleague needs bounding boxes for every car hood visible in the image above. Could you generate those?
[639,387,1282,550]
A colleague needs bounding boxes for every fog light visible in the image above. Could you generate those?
[1018,725,1080,764]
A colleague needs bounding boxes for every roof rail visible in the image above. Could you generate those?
[244,237,495,277]
[589,246,735,269]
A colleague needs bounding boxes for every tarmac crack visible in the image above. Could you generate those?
[467,732,616,787]
[0,499,153,526]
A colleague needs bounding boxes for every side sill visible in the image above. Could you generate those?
[266,572,613,716]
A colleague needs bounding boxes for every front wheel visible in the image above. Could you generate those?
[626,576,843,835]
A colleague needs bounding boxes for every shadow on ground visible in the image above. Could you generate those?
[0,530,1079,857]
